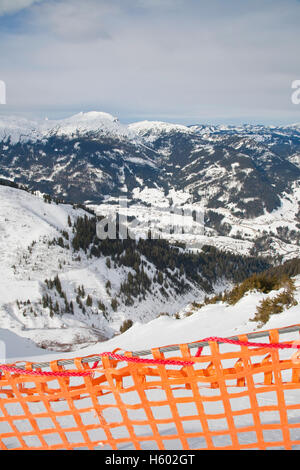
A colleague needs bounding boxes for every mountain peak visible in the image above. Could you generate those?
[129,120,190,135]
[65,111,118,123]
[0,111,127,142]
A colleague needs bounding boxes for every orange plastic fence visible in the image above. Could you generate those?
[1,325,300,450]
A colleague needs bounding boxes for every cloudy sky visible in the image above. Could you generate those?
[0,0,300,125]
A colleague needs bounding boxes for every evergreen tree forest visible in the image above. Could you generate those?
[71,214,271,300]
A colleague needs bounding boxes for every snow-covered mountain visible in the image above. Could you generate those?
[0,111,299,259]
[0,111,132,143]
[0,111,299,211]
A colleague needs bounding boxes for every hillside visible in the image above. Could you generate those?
[0,184,271,352]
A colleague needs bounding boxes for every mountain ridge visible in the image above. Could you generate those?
[1,111,300,142]
[0,111,299,261]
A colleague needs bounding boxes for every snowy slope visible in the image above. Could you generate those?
[39,275,299,361]
[59,275,300,358]
[0,184,298,356]
[0,185,117,349]
[2,275,299,365]
[0,186,209,351]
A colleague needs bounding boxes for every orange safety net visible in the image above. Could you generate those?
[1,325,300,450]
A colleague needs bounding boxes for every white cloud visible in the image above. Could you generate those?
[34,0,116,42]
[136,0,184,9]
[1,0,300,125]
[0,0,43,16]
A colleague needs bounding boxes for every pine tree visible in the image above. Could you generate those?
[120,319,133,334]
[111,298,118,312]
[54,275,62,295]
[98,301,106,312]
[157,271,164,285]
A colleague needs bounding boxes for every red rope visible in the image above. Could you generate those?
[0,352,194,377]
[0,338,299,377]
[0,365,93,377]
[99,352,194,366]
[195,337,300,357]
